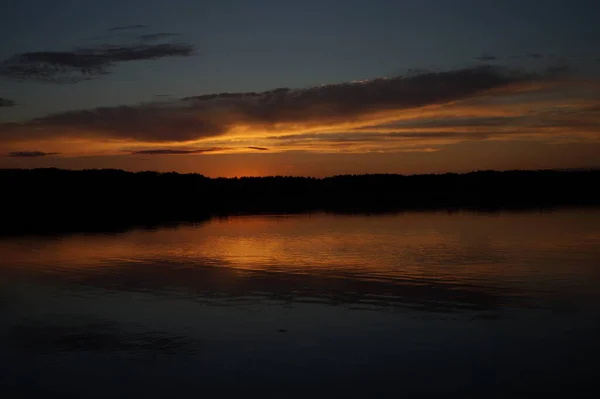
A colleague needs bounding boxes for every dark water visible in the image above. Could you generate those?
[1,210,600,398]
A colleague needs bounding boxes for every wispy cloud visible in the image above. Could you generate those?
[7,151,59,157]
[247,146,269,151]
[0,97,15,107]
[138,32,182,41]
[129,148,226,155]
[109,24,148,31]
[0,28,194,83]
[474,53,497,61]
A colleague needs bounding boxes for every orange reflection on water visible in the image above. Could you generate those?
[2,210,599,288]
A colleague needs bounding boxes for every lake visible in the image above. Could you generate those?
[1,209,600,398]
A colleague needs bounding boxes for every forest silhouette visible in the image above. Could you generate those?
[2,168,599,235]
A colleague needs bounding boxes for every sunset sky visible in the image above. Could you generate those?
[1,0,599,177]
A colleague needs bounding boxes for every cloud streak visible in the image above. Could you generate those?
[138,33,182,41]
[247,146,269,151]
[0,97,15,107]
[475,53,497,61]
[7,151,59,157]
[109,24,148,31]
[129,147,226,155]
[0,28,194,83]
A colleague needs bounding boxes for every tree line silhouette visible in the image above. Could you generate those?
[2,168,599,235]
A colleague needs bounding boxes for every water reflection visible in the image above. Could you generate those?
[3,210,598,311]
[1,209,600,397]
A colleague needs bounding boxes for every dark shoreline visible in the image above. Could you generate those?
[2,168,599,236]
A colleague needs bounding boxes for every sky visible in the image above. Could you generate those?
[1,0,599,177]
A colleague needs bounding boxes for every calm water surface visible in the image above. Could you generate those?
[1,209,600,397]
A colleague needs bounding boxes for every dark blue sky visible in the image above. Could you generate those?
[2,0,599,119]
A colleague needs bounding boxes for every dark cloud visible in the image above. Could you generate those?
[0,66,556,144]
[0,97,15,107]
[0,35,194,83]
[138,33,182,41]
[22,104,225,141]
[109,24,148,31]
[474,53,497,61]
[182,66,534,114]
[129,148,226,155]
[247,146,269,151]
[7,151,59,157]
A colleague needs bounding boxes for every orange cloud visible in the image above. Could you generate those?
[2,65,599,157]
